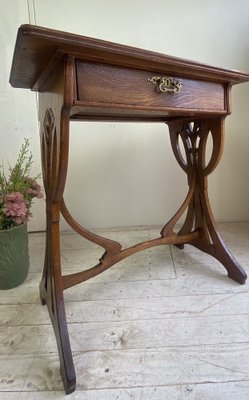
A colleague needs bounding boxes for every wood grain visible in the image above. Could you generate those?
[76,61,225,112]
[1,292,249,326]
[0,224,248,398]
[10,25,249,89]
[1,344,249,391]
[1,382,249,399]
[1,314,249,355]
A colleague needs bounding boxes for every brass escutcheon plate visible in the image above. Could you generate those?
[148,76,182,93]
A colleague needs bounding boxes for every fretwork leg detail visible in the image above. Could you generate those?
[39,108,76,393]
[166,117,247,284]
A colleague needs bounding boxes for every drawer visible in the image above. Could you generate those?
[75,60,225,112]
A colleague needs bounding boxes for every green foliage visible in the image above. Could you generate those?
[0,139,43,230]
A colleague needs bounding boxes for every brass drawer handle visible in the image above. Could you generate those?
[148,76,182,93]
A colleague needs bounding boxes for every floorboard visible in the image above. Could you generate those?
[0,223,248,399]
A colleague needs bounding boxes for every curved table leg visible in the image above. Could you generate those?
[167,117,247,284]
[39,112,246,395]
[39,108,76,393]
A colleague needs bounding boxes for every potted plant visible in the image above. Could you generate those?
[0,139,43,289]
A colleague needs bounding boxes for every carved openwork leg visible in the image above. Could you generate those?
[38,112,245,394]
[164,117,247,284]
[39,108,76,393]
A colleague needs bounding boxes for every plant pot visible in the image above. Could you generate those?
[0,224,29,289]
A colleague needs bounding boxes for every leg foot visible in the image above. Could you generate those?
[40,296,46,306]
[174,244,185,250]
[40,232,76,393]
[228,271,247,285]
[40,268,77,392]
[194,231,247,285]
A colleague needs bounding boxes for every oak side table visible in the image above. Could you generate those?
[10,25,249,394]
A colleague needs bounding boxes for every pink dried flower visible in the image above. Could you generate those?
[6,192,24,202]
[3,192,28,224]
[0,139,43,229]
[25,178,43,199]
[34,183,43,198]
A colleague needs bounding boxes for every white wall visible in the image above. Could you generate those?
[0,0,44,231]
[1,0,249,231]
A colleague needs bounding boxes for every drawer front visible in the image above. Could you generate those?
[76,61,225,112]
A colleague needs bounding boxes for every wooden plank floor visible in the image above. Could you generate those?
[0,223,249,399]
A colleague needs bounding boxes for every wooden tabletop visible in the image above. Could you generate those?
[10,24,249,90]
